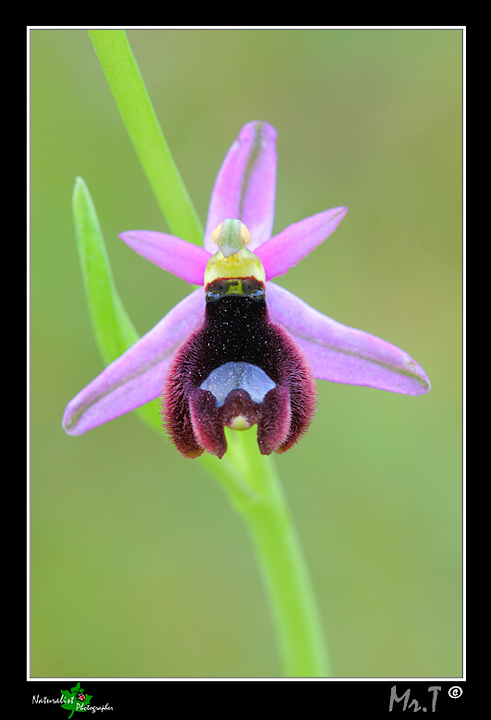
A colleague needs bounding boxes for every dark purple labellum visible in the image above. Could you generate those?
[162,277,317,459]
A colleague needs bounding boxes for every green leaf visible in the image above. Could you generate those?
[60,683,93,718]
[87,29,203,246]
[72,176,161,432]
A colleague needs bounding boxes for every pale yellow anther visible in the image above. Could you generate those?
[210,219,252,257]
[205,220,266,287]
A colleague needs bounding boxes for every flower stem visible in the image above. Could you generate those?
[204,429,332,677]
[83,30,333,677]
[87,30,203,246]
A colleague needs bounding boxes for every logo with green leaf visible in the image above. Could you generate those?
[60,682,93,718]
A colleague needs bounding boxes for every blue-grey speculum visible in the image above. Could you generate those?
[200,361,276,407]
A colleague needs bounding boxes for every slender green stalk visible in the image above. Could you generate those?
[221,429,332,677]
[88,30,203,246]
[77,28,333,677]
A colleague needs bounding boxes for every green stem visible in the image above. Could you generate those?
[81,29,333,677]
[88,30,203,246]
[218,428,332,677]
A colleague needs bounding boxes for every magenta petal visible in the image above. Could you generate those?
[204,121,277,253]
[119,231,210,285]
[267,283,430,395]
[62,288,205,435]
[257,207,348,280]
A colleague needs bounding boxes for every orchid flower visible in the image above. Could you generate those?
[62,121,430,457]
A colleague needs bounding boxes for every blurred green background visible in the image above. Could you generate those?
[30,29,462,678]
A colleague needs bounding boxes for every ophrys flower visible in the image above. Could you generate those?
[62,121,430,457]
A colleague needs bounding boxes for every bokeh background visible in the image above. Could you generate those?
[30,29,462,678]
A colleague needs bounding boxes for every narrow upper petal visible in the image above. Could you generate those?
[62,287,206,435]
[204,121,277,253]
[256,207,348,281]
[267,283,430,395]
[119,231,210,286]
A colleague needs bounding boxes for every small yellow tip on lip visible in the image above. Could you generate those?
[228,415,252,430]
